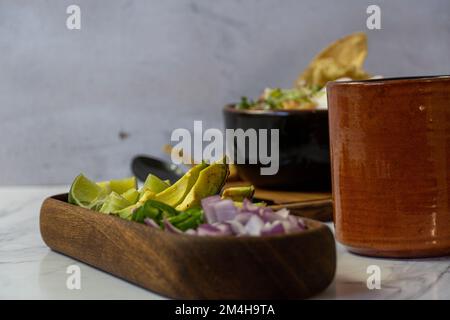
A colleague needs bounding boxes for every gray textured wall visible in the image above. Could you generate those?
[1,0,450,185]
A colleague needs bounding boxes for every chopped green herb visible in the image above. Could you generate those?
[236,96,253,110]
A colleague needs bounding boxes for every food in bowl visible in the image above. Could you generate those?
[237,86,326,111]
[67,161,308,237]
[236,32,374,111]
[225,32,379,190]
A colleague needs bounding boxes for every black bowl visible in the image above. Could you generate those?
[223,105,331,191]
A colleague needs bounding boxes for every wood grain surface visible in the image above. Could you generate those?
[40,194,336,299]
[225,181,332,222]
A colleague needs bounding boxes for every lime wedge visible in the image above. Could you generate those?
[68,174,103,208]
[117,204,138,220]
[99,192,132,214]
[97,181,112,196]
[143,174,170,193]
[121,188,139,204]
[89,199,106,211]
[109,177,137,195]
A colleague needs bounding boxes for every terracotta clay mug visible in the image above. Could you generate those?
[327,76,450,258]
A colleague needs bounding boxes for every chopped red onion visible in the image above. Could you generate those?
[144,218,161,229]
[235,212,252,224]
[261,210,282,223]
[213,223,233,235]
[163,218,183,234]
[245,215,265,236]
[274,208,289,219]
[261,221,285,236]
[226,220,246,235]
[201,195,222,224]
[212,199,237,222]
[286,215,307,232]
[147,196,307,237]
[280,219,301,233]
[242,198,260,213]
[182,197,309,237]
[201,195,222,205]
[197,224,225,236]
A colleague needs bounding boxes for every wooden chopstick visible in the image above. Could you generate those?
[269,198,332,210]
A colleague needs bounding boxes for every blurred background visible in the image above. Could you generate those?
[1,0,449,185]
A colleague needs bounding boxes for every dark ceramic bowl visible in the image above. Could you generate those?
[223,105,331,191]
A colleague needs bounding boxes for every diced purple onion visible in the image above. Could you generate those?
[261,221,285,236]
[226,220,246,235]
[179,197,309,237]
[197,224,226,236]
[185,229,197,235]
[285,215,307,232]
[244,215,265,236]
[212,199,237,222]
[213,223,233,235]
[274,208,289,219]
[242,198,260,213]
[261,209,282,223]
[163,218,183,234]
[235,212,252,224]
[201,195,222,224]
[144,218,161,229]
[201,195,222,206]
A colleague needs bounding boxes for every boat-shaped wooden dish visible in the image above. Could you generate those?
[40,194,336,299]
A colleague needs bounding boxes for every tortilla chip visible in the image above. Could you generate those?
[296,32,370,87]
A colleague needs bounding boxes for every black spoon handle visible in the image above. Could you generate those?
[131,155,184,183]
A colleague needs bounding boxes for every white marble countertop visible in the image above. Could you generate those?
[1,186,450,300]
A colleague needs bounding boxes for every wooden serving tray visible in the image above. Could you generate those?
[40,194,336,299]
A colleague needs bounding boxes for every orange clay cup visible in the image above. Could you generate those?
[327,76,450,258]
